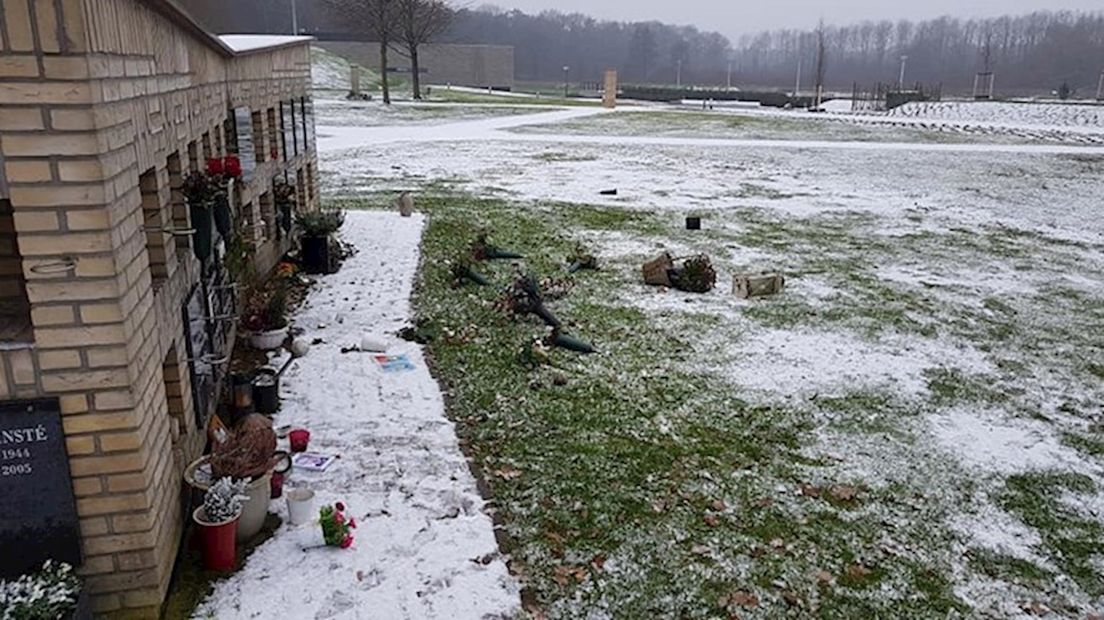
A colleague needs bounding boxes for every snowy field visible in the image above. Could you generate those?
[230,98,1104,618]
[888,100,1104,129]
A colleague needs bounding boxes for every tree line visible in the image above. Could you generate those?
[178,1,1104,95]
[729,11,1104,94]
[442,8,1104,94]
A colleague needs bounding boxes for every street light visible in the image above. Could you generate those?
[562,65,569,99]
[290,0,298,34]
[898,55,909,90]
[676,60,682,88]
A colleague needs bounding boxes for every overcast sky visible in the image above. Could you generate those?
[480,0,1103,40]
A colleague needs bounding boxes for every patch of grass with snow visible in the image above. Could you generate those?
[327,192,998,619]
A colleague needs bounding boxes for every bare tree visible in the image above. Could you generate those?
[325,0,400,104]
[393,0,454,99]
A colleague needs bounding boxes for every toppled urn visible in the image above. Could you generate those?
[642,253,717,293]
[499,272,561,327]
[472,232,522,260]
[450,254,490,286]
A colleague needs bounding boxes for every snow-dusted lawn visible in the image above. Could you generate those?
[312,101,1104,618]
[196,213,518,619]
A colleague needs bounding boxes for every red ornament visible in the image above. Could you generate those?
[339,535,354,549]
[224,155,243,179]
[206,158,224,176]
[335,501,346,512]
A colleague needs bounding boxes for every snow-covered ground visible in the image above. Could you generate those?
[196,213,519,619]
[888,100,1104,128]
[266,98,1104,617]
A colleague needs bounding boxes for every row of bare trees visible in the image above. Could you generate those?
[323,0,453,103]
[730,11,1104,93]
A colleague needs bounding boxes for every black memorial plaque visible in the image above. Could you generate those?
[0,398,82,579]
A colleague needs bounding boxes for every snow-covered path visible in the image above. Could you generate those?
[197,212,519,619]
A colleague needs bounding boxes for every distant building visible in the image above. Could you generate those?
[318,42,515,91]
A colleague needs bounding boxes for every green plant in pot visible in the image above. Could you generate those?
[297,209,345,275]
[183,172,214,263]
[244,284,289,351]
[669,255,717,293]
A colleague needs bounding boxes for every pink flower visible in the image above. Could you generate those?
[205,158,224,176]
[334,512,345,525]
[224,155,242,179]
[335,502,346,512]
[339,535,354,549]
[348,518,357,529]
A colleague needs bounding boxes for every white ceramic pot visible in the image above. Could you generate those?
[286,487,315,526]
[250,327,288,351]
[236,471,273,542]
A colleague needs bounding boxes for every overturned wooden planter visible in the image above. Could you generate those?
[642,252,674,287]
[732,272,785,299]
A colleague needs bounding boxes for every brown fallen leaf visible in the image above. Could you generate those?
[493,466,522,480]
[815,570,834,586]
[730,591,759,608]
[846,563,872,580]
[704,513,720,527]
[1020,601,1050,616]
[782,590,801,607]
[756,497,774,508]
[711,499,727,511]
[590,554,607,571]
[829,484,857,502]
[651,499,667,513]
[691,544,711,556]
[552,566,572,586]
[769,538,785,549]
[799,483,822,498]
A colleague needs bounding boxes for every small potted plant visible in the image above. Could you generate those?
[319,501,357,549]
[297,209,345,274]
[182,171,215,263]
[207,156,243,239]
[244,285,289,351]
[274,181,296,237]
[0,561,88,620]
[192,477,248,572]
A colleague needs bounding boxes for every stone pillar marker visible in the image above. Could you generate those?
[603,69,618,109]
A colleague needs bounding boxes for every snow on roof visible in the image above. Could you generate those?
[218,35,313,53]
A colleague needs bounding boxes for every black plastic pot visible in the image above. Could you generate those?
[68,588,92,620]
[253,368,279,415]
[190,202,213,263]
[686,216,702,230]
[231,372,255,416]
[532,302,561,328]
[213,196,233,239]
[302,235,334,275]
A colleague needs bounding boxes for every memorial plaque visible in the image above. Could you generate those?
[0,399,82,579]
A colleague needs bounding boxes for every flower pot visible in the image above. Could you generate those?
[193,506,240,572]
[253,367,280,414]
[250,327,288,351]
[288,429,310,453]
[190,202,213,263]
[237,471,273,542]
[214,196,233,239]
[302,235,334,275]
[286,487,315,526]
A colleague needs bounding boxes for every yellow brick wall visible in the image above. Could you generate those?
[0,0,318,615]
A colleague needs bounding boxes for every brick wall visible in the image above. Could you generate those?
[0,0,319,615]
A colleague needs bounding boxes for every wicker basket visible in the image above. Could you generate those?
[642,253,674,287]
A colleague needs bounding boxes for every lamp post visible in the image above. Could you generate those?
[676,59,682,88]
[726,60,732,90]
[562,65,569,99]
[898,55,908,90]
[290,0,298,34]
